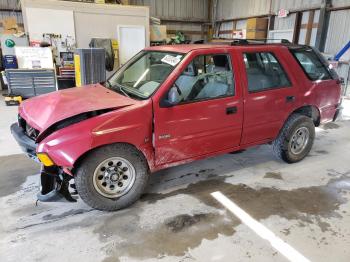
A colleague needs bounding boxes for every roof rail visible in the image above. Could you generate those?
[230,38,291,45]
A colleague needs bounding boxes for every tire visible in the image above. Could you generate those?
[75,144,149,211]
[272,114,315,163]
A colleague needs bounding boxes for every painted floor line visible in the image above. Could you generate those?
[211,191,310,262]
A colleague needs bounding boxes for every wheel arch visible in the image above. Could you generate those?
[72,142,152,175]
[290,105,321,127]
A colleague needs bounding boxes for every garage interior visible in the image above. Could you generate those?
[1,0,350,261]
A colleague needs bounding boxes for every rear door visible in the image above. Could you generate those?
[153,49,243,166]
[290,47,341,121]
[236,46,299,145]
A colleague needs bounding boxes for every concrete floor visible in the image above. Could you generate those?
[1,94,350,262]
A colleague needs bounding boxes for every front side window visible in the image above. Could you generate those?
[291,49,332,81]
[172,54,234,103]
[107,51,183,99]
[244,52,291,93]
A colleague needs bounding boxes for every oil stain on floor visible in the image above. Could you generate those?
[98,171,350,261]
[264,172,283,180]
[97,209,236,260]
[322,122,340,130]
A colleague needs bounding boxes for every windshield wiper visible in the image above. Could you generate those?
[106,79,112,88]
[116,84,130,98]
[106,81,130,98]
[107,81,146,100]
[106,80,130,98]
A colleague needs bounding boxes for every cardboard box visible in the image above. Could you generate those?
[247,18,268,30]
[246,18,268,39]
[3,18,17,30]
[150,25,167,42]
[246,30,267,40]
[2,17,19,34]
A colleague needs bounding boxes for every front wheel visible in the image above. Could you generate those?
[273,114,315,163]
[75,144,149,211]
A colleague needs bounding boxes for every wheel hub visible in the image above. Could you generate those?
[289,127,310,155]
[93,157,136,198]
[109,172,119,182]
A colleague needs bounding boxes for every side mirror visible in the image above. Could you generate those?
[160,86,181,107]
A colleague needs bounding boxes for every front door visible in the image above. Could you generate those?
[153,51,243,166]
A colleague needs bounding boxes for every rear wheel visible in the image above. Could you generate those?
[75,144,149,211]
[273,114,315,163]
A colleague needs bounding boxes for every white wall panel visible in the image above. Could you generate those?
[25,8,75,42]
[274,13,296,30]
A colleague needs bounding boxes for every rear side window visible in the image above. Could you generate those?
[243,52,291,93]
[291,49,332,81]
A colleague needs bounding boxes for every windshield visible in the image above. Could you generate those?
[106,51,184,99]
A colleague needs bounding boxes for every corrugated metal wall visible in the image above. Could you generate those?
[325,10,350,55]
[271,0,322,13]
[216,0,270,20]
[215,0,326,21]
[0,0,21,9]
[325,8,350,85]
[129,0,208,41]
[332,0,350,7]
[129,0,208,21]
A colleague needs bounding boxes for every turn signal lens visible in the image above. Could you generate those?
[37,153,55,166]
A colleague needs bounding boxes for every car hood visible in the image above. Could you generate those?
[19,84,136,132]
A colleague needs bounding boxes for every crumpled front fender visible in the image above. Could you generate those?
[38,101,154,169]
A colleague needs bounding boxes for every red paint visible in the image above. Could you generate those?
[19,84,136,132]
[18,44,341,173]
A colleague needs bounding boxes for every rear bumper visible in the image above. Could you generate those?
[333,106,342,121]
[10,123,39,162]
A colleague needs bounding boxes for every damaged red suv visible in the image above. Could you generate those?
[11,41,342,211]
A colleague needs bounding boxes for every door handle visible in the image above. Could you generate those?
[286,96,295,103]
[226,106,237,115]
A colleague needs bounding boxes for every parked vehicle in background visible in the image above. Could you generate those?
[11,40,342,211]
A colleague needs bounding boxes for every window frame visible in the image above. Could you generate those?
[243,51,292,94]
[106,50,185,100]
[290,47,333,82]
[164,53,236,106]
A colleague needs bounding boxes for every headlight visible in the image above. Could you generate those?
[37,153,55,166]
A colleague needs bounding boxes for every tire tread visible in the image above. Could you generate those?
[272,113,315,163]
[75,143,149,211]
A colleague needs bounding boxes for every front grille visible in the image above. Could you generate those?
[18,114,39,141]
[25,123,39,140]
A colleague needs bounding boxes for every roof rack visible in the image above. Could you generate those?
[230,38,291,45]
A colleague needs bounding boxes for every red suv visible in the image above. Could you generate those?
[11,41,342,211]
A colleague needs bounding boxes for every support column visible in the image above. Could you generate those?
[315,0,332,51]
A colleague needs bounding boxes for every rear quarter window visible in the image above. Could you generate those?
[291,48,332,81]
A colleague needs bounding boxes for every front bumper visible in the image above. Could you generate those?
[11,123,77,202]
[10,123,39,162]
